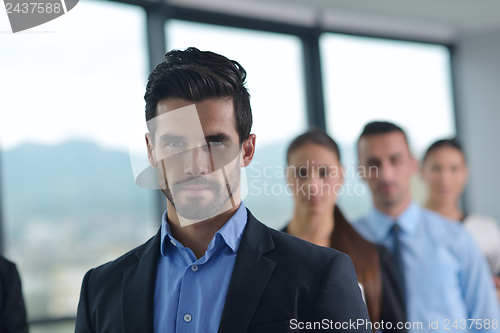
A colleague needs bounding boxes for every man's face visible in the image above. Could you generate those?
[358,132,417,210]
[146,98,243,224]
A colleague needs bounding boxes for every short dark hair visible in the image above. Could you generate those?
[287,128,341,164]
[357,121,409,150]
[423,138,465,163]
[144,47,252,145]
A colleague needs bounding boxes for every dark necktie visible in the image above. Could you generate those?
[392,223,406,300]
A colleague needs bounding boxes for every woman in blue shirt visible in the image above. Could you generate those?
[421,138,500,305]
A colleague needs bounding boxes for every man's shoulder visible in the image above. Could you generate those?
[352,214,370,229]
[267,226,343,260]
[351,215,376,242]
[420,209,484,258]
[421,208,470,237]
[0,255,16,270]
[251,221,358,290]
[0,255,19,279]
[85,232,158,282]
[249,220,352,278]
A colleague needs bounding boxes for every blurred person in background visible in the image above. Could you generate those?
[282,129,406,331]
[421,138,500,304]
[353,121,500,332]
[0,255,28,333]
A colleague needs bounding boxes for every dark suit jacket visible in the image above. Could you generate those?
[0,256,29,333]
[75,209,371,332]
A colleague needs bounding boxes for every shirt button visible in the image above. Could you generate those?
[184,314,192,322]
[191,265,198,272]
[170,239,176,246]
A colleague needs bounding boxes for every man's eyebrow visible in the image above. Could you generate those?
[365,153,402,163]
[389,153,403,159]
[205,133,231,141]
[366,156,381,163]
[158,133,232,142]
[158,134,185,141]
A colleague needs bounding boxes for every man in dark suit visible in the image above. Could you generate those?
[0,255,29,333]
[75,47,370,333]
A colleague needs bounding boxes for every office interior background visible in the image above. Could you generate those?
[1,0,500,331]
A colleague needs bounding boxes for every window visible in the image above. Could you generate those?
[0,3,460,329]
[166,20,307,229]
[0,1,153,329]
[320,33,456,220]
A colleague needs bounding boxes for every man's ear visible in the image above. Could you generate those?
[240,134,256,168]
[145,133,157,168]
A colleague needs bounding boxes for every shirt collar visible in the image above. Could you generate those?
[369,201,421,239]
[160,201,248,257]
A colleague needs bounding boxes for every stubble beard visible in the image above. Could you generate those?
[377,184,406,210]
[162,163,240,220]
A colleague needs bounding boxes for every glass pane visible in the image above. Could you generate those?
[166,20,307,229]
[320,34,456,221]
[0,0,154,320]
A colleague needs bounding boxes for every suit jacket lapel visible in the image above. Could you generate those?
[122,229,161,333]
[218,210,277,333]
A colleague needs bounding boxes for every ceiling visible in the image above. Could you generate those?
[168,0,500,43]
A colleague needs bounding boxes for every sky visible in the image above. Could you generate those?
[0,0,149,152]
[0,0,461,319]
[0,0,455,167]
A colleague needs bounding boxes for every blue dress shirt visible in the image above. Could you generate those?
[154,202,248,333]
[353,202,500,332]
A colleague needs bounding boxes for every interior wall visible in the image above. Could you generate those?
[454,29,500,221]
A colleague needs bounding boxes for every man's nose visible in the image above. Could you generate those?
[379,161,394,181]
[184,145,211,177]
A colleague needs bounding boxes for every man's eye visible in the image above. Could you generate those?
[208,141,225,147]
[432,165,441,172]
[391,157,402,165]
[167,141,184,147]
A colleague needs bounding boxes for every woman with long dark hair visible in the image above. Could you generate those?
[282,129,405,331]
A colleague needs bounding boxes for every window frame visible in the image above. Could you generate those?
[0,0,460,327]
[120,0,462,230]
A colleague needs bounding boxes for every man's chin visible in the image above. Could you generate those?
[176,211,212,221]
[175,207,222,221]
[379,194,403,207]
[173,198,227,220]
